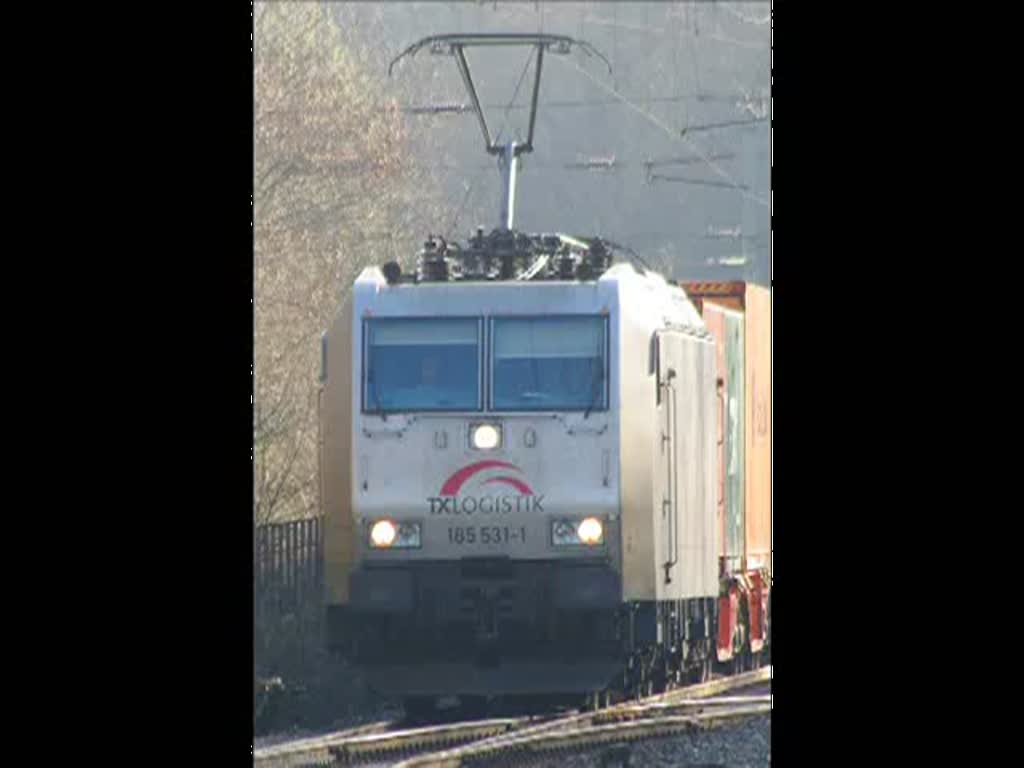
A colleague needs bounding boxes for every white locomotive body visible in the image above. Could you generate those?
[322,260,721,702]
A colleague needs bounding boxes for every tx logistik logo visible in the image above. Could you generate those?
[428,460,544,515]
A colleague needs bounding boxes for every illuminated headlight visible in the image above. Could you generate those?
[369,520,421,549]
[551,517,605,547]
[471,423,502,450]
[577,517,604,545]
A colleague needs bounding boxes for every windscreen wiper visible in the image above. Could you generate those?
[367,369,387,422]
[584,361,604,420]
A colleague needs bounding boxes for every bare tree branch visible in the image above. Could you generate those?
[253,3,456,523]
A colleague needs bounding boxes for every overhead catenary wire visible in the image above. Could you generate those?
[554,55,769,208]
[580,12,768,50]
[719,3,771,27]
[372,149,738,175]
[270,91,770,114]
[400,97,768,115]
[649,175,750,191]
[366,6,767,271]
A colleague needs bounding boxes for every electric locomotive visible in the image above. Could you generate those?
[319,34,770,715]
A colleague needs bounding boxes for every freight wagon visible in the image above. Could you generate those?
[681,281,772,664]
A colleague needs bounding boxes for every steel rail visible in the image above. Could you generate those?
[254,720,394,767]
[253,667,771,767]
[395,703,771,768]
[254,718,527,768]
[330,718,527,765]
[394,666,771,768]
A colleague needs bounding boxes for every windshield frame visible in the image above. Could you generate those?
[361,315,484,414]
[487,313,610,414]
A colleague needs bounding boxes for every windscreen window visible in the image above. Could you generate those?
[491,316,607,412]
[365,318,480,412]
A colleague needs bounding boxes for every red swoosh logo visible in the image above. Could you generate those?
[482,476,535,495]
[440,460,520,496]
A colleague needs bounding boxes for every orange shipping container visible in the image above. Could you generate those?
[681,281,772,578]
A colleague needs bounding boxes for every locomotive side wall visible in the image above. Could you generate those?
[322,294,355,605]
[617,281,661,602]
[663,330,720,600]
[618,273,718,602]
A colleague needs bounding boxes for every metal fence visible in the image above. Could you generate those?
[254,516,324,618]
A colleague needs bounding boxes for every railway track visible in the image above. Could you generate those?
[254,716,550,768]
[254,666,770,768]
[253,721,395,768]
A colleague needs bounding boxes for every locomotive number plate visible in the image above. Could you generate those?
[447,526,527,545]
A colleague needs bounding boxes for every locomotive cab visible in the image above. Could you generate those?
[324,266,624,699]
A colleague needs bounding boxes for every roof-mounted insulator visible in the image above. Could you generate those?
[557,252,576,280]
[417,236,450,282]
[381,261,402,285]
[588,240,611,275]
[401,226,635,283]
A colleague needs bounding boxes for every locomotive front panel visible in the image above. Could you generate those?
[355,412,617,564]
[333,271,626,696]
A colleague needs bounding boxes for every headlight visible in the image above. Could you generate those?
[370,520,396,547]
[471,423,502,450]
[577,517,604,545]
[369,520,421,549]
[551,517,604,547]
